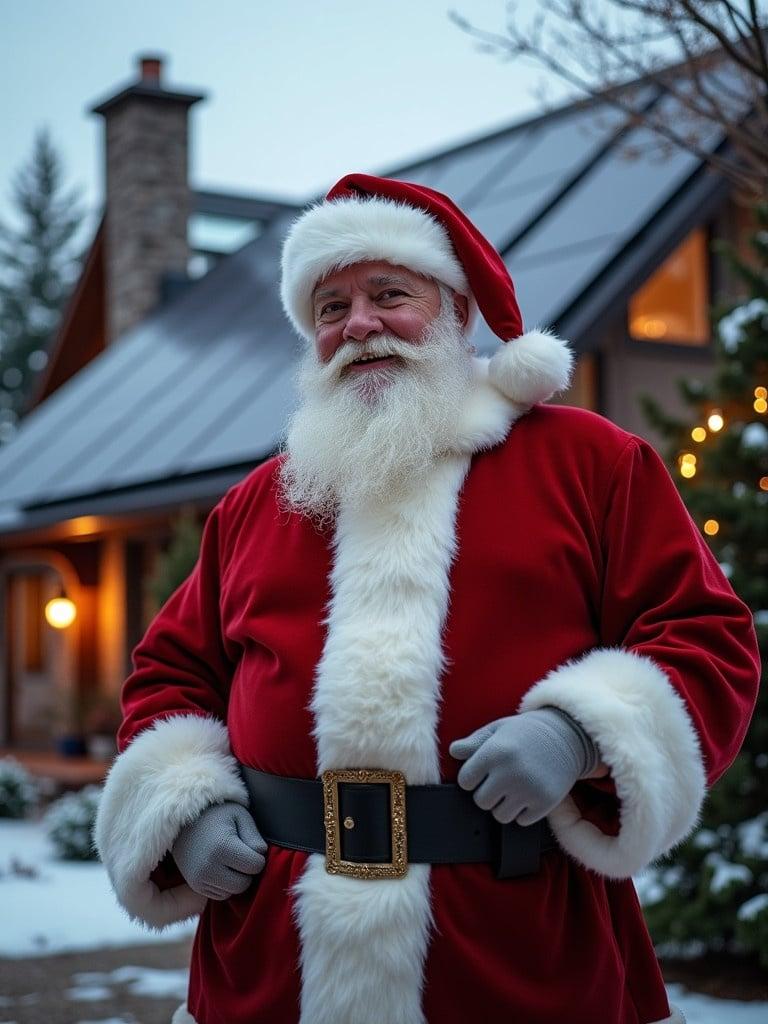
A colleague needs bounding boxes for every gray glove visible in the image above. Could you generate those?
[171,801,267,900]
[449,706,599,826]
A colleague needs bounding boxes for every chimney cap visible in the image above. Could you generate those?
[138,54,166,83]
[89,54,205,116]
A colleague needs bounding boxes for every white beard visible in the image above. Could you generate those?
[278,296,474,524]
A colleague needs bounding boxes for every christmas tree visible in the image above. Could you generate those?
[0,127,85,444]
[638,205,768,968]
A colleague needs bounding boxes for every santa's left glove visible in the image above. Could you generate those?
[449,707,599,826]
[171,801,268,901]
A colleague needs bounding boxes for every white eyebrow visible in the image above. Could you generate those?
[313,274,413,303]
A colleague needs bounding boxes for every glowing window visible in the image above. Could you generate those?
[628,229,710,345]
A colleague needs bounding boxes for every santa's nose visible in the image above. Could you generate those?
[342,300,384,342]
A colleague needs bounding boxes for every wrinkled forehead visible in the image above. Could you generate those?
[312,260,435,300]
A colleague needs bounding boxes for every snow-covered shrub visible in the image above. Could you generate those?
[44,784,102,861]
[0,757,40,818]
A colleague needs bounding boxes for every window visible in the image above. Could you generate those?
[628,228,710,345]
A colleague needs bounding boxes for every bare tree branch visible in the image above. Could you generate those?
[449,0,768,198]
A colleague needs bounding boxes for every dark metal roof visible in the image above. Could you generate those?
[0,84,731,536]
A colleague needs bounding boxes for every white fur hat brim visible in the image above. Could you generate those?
[280,196,471,340]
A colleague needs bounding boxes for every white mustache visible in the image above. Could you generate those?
[323,336,426,381]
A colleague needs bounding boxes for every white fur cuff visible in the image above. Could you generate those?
[519,647,706,878]
[94,713,249,929]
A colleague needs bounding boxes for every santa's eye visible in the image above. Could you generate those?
[318,302,346,317]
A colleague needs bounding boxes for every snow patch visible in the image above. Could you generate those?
[705,852,752,893]
[74,966,190,1000]
[736,812,768,858]
[719,299,768,351]
[66,987,113,1002]
[737,893,768,921]
[0,820,195,957]
[692,830,718,850]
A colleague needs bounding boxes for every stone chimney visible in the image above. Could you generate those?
[89,54,206,344]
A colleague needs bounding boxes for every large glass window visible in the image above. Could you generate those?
[628,228,710,345]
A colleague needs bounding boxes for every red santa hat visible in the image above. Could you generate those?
[280,172,573,405]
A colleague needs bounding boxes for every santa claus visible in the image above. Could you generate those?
[94,173,759,1024]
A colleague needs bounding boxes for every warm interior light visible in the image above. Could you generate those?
[754,398,767,414]
[630,315,668,339]
[691,427,707,442]
[45,596,76,629]
[707,412,724,431]
[628,229,710,345]
[703,519,719,536]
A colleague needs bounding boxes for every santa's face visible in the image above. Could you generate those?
[313,260,443,363]
[280,273,475,523]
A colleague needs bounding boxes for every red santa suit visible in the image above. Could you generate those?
[94,175,759,1024]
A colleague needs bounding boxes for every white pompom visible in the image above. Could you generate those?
[488,329,574,405]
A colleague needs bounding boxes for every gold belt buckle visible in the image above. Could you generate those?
[321,768,408,879]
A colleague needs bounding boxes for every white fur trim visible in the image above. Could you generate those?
[280,196,470,340]
[94,713,249,929]
[453,357,528,453]
[519,647,706,879]
[170,1005,196,1024]
[293,456,470,1024]
[488,328,574,405]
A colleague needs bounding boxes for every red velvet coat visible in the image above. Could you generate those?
[95,368,759,1024]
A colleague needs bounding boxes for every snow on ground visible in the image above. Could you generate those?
[0,819,194,957]
[666,984,768,1022]
[1,821,768,1023]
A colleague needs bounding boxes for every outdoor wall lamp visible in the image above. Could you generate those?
[45,587,77,629]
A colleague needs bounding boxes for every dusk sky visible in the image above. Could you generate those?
[0,0,574,245]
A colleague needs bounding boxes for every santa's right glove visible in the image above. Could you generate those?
[171,801,267,901]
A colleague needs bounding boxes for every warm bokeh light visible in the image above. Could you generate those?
[755,387,767,400]
[760,477,768,491]
[680,463,697,478]
[691,427,707,442]
[45,596,77,629]
[707,411,724,432]
[703,519,719,536]
[680,453,697,465]
[754,398,767,414]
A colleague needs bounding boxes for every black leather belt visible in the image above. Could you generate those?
[239,764,557,881]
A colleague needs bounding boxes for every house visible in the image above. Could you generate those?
[0,52,749,761]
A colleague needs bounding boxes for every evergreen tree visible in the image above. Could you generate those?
[638,205,768,967]
[0,127,86,444]
[147,506,204,611]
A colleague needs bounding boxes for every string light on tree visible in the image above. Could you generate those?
[703,519,720,536]
[707,410,725,432]
[678,452,697,478]
[691,426,707,442]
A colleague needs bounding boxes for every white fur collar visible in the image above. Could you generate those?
[451,355,528,455]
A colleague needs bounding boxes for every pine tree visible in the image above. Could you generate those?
[638,205,768,968]
[147,506,204,611]
[0,127,86,444]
